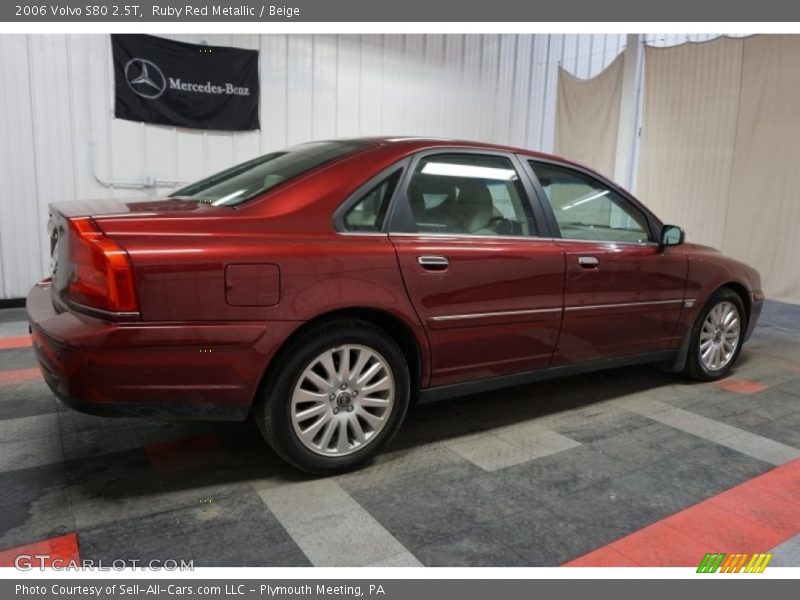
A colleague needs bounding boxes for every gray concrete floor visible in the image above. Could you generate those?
[0,301,799,567]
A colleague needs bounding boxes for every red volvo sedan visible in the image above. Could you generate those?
[27,138,764,473]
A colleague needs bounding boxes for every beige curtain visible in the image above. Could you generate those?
[555,54,624,180]
[723,36,800,304]
[637,38,744,250]
[638,35,800,304]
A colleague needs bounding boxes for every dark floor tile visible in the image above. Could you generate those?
[688,391,755,413]
[499,444,635,498]
[64,449,181,530]
[479,504,595,566]
[78,509,196,565]
[0,391,58,420]
[595,453,744,523]
[0,380,50,404]
[553,412,654,444]
[345,461,500,548]
[743,388,800,419]
[133,420,238,447]
[758,300,800,335]
[351,487,475,549]
[180,486,310,567]
[411,527,529,567]
[65,448,154,490]
[0,348,36,371]
[703,410,772,431]
[774,378,800,398]
[684,440,774,480]
[653,452,746,496]
[388,410,485,452]
[750,410,800,448]
[57,405,140,436]
[589,422,707,470]
[61,424,141,462]
[542,482,657,549]
[0,463,73,549]
[684,385,800,437]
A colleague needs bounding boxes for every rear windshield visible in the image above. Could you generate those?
[170,140,367,206]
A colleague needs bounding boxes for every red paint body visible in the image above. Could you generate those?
[26,138,764,420]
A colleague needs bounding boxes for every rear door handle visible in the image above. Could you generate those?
[578,256,599,268]
[418,256,449,270]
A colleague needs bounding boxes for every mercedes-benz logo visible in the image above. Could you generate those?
[124,58,167,99]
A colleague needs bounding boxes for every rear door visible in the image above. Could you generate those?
[388,150,565,387]
[526,160,688,365]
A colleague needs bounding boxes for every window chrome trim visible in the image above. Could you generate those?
[388,232,657,245]
[430,307,562,322]
[564,299,683,312]
[557,237,660,247]
[388,231,554,242]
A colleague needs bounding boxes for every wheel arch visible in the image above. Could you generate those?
[670,281,751,372]
[720,280,751,325]
[250,307,425,417]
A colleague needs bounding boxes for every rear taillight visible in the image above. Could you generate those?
[66,217,138,314]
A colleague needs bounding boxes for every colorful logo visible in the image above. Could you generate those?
[697,553,772,573]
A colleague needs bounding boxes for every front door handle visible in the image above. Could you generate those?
[578,256,599,268]
[418,256,449,270]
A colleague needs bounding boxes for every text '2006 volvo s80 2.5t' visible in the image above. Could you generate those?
[27,137,764,473]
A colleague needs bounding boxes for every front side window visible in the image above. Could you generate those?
[403,153,536,236]
[530,162,652,243]
[171,141,366,207]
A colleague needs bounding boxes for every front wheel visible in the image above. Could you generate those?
[683,288,746,381]
[255,320,410,474]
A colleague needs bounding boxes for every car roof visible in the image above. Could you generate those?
[327,136,588,170]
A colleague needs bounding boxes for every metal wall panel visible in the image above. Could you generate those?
[0,33,629,299]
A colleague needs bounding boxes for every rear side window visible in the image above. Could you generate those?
[400,153,536,237]
[343,170,402,232]
[171,141,366,207]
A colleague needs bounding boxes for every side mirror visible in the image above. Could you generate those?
[660,224,684,247]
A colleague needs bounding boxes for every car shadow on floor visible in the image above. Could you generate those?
[62,360,719,500]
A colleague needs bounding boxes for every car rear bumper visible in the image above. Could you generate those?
[26,280,301,421]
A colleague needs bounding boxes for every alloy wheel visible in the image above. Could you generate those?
[699,300,741,371]
[290,344,395,457]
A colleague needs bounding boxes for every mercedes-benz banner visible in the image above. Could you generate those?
[112,34,260,131]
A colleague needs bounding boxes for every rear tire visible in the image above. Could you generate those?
[683,287,746,381]
[254,320,410,475]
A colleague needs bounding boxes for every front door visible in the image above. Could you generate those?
[389,151,566,387]
[527,160,688,365]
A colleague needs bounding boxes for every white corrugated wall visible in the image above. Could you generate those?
[0,33,628,299]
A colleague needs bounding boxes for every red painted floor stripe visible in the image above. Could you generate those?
[715,378,768,395]
[145,434,223,474]
[0,533,80,568]
[564,458,800,567]
[0,367,41,386]
[0,335,32,350]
